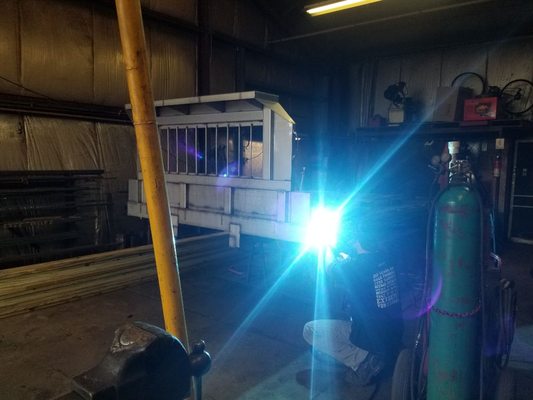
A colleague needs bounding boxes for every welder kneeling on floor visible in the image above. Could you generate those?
[303,219,404,386]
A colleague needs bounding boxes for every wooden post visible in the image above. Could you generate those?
[114,0,189,347]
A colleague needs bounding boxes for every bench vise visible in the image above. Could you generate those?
[57,321,210,400]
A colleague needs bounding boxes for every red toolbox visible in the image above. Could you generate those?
[464,97,498,121]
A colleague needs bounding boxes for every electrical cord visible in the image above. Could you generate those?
[0,74,53,100]
[408,188,440,400]
[244,151,264,161]
[497,278,517,369]
[477,188,486,400]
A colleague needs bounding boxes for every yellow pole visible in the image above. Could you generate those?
[115,0,189,346]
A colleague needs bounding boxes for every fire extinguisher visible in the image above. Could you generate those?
[493,155,502,178]
[492,153,502,228]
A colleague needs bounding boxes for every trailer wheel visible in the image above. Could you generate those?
[495,369,515,400]
[391,349,412,400]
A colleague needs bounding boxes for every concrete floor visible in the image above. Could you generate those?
[1,241,533,400]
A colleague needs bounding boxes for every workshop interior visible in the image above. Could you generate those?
[1,0,533,399]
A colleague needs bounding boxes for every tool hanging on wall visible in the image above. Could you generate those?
[384,81,416,125]
[499,79,533,116]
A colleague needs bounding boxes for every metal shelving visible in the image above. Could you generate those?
[0,170,112,268]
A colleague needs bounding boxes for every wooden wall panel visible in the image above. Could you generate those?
[350,61,377,129]
[400,50,442,119]
[373,57,402,118]
[355,38,533,129]
[150,28,196,100]
[487,39,533,88]
[441,44,488,94]
[20,0,94,103]
[0,0,20,95]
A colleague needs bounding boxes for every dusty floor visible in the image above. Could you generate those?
[0,241,532,400]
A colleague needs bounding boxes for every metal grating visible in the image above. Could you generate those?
[159,123,264,178]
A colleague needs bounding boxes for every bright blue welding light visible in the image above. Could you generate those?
[204,119,425,395]
[305,206,341,250]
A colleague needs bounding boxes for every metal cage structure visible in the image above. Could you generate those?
[127,92,311,245]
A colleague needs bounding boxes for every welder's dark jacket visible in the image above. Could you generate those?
[343,252,403,362]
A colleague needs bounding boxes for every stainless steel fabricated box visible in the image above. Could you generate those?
[126,91,311,244]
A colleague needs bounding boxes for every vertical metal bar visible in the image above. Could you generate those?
[177,126,181,173]
[160,128,164,169]
[185,127,189,174]
[262,109,272,180]
[194,127,198,174]
[165,129,169,172]
[237,125,241,176]
[160,128,165,171]
[115,0,189,347]
[215,126,218,175]
[249,124,253,177]
[204,125,208,175]
[173,126,178,173]
[226,125,229,175]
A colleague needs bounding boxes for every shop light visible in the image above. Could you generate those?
[306,0,382,16]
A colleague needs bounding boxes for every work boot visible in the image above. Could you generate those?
[344,353,385,386]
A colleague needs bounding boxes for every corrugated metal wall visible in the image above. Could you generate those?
[0,114,136,191]
[0,0,200,190]
[0,115,26,170]
[209,0,265,46]
[205,0,324,136]
[0,1,21,96]
[146,0,197,21]
[350,37,533,129]
[0,0,283,167]
[0,0,198,105]
[0,0,322,135]
[21,1,95,103]
[0,0,324,239]
[0,113,139,236]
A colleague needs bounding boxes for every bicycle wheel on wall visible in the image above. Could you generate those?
[500,79,533,116]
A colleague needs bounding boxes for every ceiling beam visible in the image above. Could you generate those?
[269,0,495,44]
[84,0,328,72]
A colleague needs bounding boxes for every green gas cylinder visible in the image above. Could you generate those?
[427,183,482,400]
